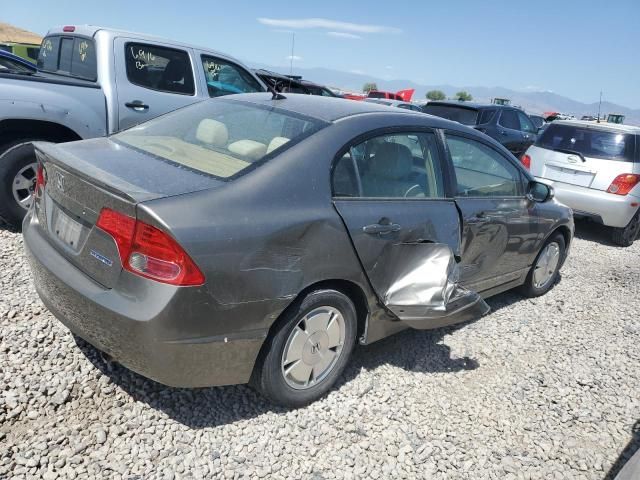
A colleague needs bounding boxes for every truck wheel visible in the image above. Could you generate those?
[0,139,42,229]
[251,289,357,407]
[611,211,640,247]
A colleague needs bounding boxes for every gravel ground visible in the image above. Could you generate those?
[1,219,639,480]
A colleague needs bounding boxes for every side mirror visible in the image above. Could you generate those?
[527,181,554,202]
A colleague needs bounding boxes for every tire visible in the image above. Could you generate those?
[251,289,357,407]
[519,232,566,298]
[0,138,42,229]
[611,211,640,247]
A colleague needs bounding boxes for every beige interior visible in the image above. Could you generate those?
[228,140,267,160]
[120,135,249,177]
[195,119,229,147]
[267,137,290,154]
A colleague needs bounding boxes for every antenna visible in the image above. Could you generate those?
[597,90,602,123]
[288,33,295,92]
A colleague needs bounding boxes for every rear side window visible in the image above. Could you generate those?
[423,104,478,126]
[332,132,445,198]
[125,43,195,95]
[201,55,263,97]
[37,36,97,81]
[537,124,636,162]
[478,109,496,124]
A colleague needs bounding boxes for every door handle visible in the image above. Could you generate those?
[363,222,401,235]
[125,100,149,111]
[499,130,508,136]
[467,212,490,224]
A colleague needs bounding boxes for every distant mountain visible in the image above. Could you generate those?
[251,63,640,125]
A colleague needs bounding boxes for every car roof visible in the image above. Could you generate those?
[426,101,518,110]
[228,93,436,123]
[552,120,640,134]
[45,25,245,64]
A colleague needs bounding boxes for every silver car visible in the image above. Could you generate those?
[524,120,640,246]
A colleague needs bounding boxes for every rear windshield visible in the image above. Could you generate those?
[115,99,325,179]
[536,124,636,162]
[423,104,478,125]
[37,35,97,81]
[367,92,387,99]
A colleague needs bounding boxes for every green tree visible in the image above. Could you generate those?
[455,91,473,101]
[426,90,446,101]
[363,82,378,93]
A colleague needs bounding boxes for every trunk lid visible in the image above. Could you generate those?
[33,139,221,288]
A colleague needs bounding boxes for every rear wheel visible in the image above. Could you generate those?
[519,233,565,298]
[0,139,42,228]
[252,289,357,407]
[612,211,640,247]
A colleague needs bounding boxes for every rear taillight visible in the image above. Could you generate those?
[35,163,46,196]
[607,174,640,195]
[521,154,531,170]
[96,208,204,286]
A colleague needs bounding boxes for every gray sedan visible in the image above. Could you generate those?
[23,93,573,406]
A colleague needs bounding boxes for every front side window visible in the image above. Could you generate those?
[125,43,194,95]
[200,55,263,97]
[446,135,522,197]
[517,112,536,133]
[115,99,324,179]
[332,132,445,198]
[499,109,520,130]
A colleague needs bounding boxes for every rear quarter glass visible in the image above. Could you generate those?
[536,124,636,163]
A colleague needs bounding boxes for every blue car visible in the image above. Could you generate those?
[0,49,37,74]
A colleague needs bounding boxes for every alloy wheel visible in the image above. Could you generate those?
[12,162,38,211]
[281,306,346,390]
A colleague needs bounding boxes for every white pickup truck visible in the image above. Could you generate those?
[0,25,266,227]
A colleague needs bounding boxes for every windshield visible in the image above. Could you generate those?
[423,104,479,125]
[115,99,326,179]
[536,124,636,162]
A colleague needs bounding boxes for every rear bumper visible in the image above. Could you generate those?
[23,213,270,388]
[536,178,640,228]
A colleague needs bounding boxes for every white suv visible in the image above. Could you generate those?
[523,120,640,246]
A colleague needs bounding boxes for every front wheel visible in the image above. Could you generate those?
[519,233,566,298]
[251,289,357,407]
[611,211,640,247]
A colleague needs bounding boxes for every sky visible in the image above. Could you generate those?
[4,0,640,108]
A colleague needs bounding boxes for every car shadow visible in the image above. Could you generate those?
[605,420,640,480]
[573,218,619,247]
[0,218,18,233]
[73,319,480,429]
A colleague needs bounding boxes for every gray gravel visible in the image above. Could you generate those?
[1,219,639,479]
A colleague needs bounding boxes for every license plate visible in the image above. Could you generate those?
[544,164,594,187]
[53,208,83,251]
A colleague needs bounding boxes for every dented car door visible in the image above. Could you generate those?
[331,131,489,329]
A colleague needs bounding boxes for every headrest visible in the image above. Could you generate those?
[228,139,267,160]
[266,137,290,154]
[196,119,228,146]
[369,142,413,180]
